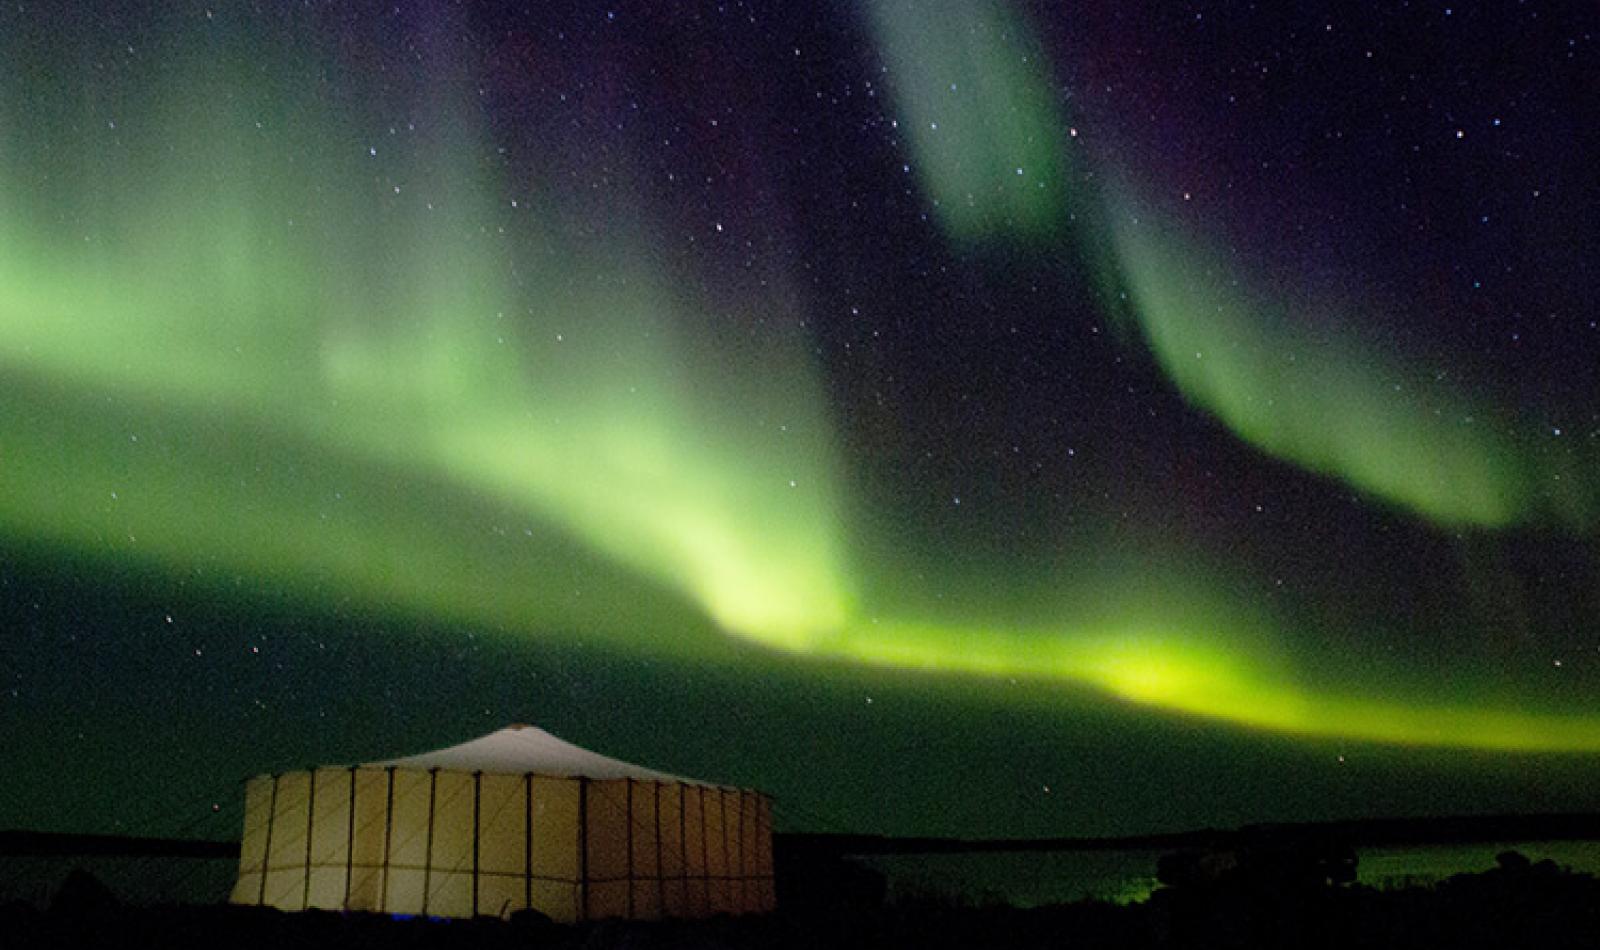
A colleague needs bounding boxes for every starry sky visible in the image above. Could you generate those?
[3,0,1599,843]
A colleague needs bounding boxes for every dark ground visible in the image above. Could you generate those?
[7,852,1598,950]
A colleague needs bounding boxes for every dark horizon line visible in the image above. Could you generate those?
[5,812,1600,860]
[782,812,1600,856]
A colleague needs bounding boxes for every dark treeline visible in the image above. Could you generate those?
[779,811,1600,858]
[7,849,1599,950]
[9,811,1599,860]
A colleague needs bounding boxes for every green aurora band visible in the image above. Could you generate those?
[867,0,1073,243]
[869,0,1594,531]
[1108,193,1597,530]
[2,8,1598,754]
[0,18,851,644]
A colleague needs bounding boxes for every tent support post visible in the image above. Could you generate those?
[523,773,533,914]
[680,784,688,911]
[725,790,735,911]
[577,776,589,923]
[422,768,439,916]
[699,787,710,913]
[472,771,482,917]
[302,769,317,910]
[343,767,357,910]
[736,790,746,912]
[258,774,280,906]
[380,767,395,914]
[765,795,775,909]
[653,781,664,918]
[626,778,635,918]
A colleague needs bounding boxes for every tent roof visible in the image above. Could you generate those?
[364,724,714,785]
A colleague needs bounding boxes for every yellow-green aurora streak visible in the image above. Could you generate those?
[2,8,1597,756]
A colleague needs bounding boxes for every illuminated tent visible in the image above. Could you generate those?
[228,724,776,921]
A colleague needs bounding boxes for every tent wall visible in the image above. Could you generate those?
[231,768,775,922]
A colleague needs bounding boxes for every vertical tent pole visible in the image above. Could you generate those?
[758,795,769,909]
[258,774,280,906]
[626,778,635,918]
[422,768,439,916]
[380,767,395,913]
[653,781,664,917]
[736,790,746,911]
[698,786,710,912]
[577,776,589,923]
[720,789,732,912]
[765,794,774,908]
[523,773,533,914]
[302,769,317,911]
[683,785,692,904]
[343,767,357,910]
[472,771,482,917]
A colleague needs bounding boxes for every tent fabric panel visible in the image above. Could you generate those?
[726,788,748,913]
[681,784,705,878]
[529,775,578,880]
[266,772,310,874]
[306,867,347,911]
[235,776,272,877]
[681,785,708,917]
[308,767,353,869]
[631,879,662,921]
[584,778,630,883]
[531,879,578,923]
[428,771,475,880]
[753,794,775,912]
[707,877,731,915]
[703,787,730,914]
[345,768,390,912]
[741,790,762,912]
[587,880,629,920]
[232,870,263,905]
[229,775,274,905]
[753,795,773,875]
[747,790,765,911]
[477,873,528,919]
[629,780,659,879]
[728,788,747,910]
[661,876,688,919]
[424,771,475,917]
[426,869,473,918]
[729,790,747,912]
[764,796,778,911]
[386,770,433,867]
[261,772,310,910]
[703,786,727,878]
[739,790,758,872]
[656,782,683,878]
[263,867,306,911]
[687,874,709,917]
[384,867,426,916]
[477,772,526,876]
[755,876,777,913]
[656,782,686,918]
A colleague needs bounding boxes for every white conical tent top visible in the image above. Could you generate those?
[364,723,706,784]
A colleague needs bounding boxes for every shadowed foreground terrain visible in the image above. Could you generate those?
[8,852,1598,950]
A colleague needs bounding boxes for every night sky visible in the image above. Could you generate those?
[3,1,1599,845]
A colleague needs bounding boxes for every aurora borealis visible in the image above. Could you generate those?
[3,1,1599,842]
